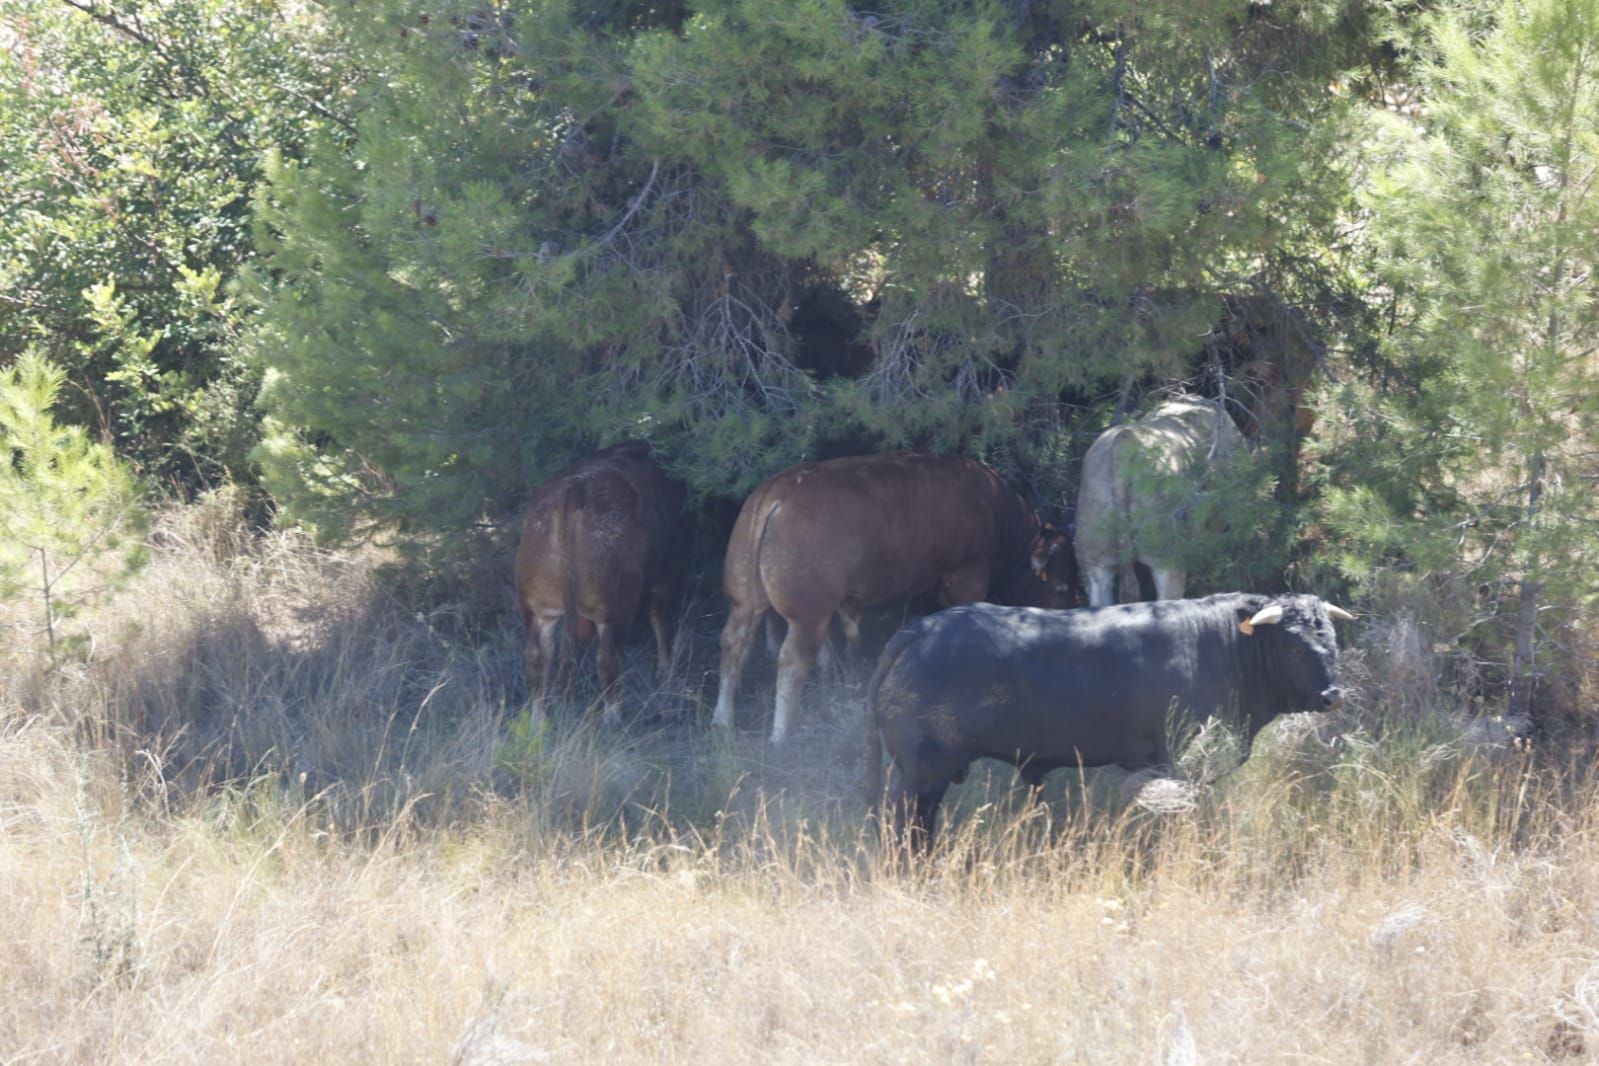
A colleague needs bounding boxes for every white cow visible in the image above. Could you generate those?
[1075,397,1246,607]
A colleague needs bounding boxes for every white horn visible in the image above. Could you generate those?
[1326,604,1356,622]
[1238,603,1284,635]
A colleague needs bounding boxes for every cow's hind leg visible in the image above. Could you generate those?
[595,621,624,727]
[815,608,860,682]
[647,582,674,677]
[522,617,544,693]
[764,613,786,657]
[1150,565,1185,601]
[1118,562,1140,604]
[771,614,828,745]
[1084,565,1116,608]
[553,615,592,702]
[713,605,762,731]
[837,607,864,669]
[523,610,561,725]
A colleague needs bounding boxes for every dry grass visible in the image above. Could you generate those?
[5,494,1599,1063]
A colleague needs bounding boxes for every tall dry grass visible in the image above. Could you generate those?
[4,492,1599,1063]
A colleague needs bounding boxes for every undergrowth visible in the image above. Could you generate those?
[3,493,1598,1061]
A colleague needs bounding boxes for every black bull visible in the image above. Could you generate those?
[865,593,1354,844]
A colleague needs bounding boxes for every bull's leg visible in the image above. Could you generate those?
[1151,566,1186,601]
[771,615,829,745]
[893,784,949,856]
[713,605,763,731]
[1154,732,1174,773]
[595,621,623,727]
[882,784,915,853]
[1085,566,1116,608]
[879,755,950,858]
[917,785,950,853]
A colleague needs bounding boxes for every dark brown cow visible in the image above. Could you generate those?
[513,442,686,725]
[713,452,1075,744]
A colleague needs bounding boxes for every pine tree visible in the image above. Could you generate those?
[243,0,1373,558]
[0,353,144,664]
[1324,0,1599,717]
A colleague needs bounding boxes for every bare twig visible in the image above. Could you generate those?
[587,161,660,256]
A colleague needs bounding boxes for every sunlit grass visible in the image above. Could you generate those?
[3,494,1597,1062]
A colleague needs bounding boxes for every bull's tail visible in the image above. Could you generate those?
[864,623,918,813]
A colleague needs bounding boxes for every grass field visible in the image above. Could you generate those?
[4,498,1598,1063]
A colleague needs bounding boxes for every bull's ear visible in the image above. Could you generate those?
[1239,603,1284,635]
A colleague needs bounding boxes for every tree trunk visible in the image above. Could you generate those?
[39,546,56,666]
[1508,451,1545,720]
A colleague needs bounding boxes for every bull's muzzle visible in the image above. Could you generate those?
[1320,687,1344,709]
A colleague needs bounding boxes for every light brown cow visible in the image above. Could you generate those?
[513,442,686,725]
[713,452,1075,744]
[1075,397,1245,607]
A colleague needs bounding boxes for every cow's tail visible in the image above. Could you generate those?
[746,492,782,614]
[727,481,781,618]
[1110,427,1137,567]
[864,623,918,814]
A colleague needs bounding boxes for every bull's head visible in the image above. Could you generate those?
[1236,596,1354,711]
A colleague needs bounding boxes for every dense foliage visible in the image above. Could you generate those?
[6,0,1599,719]
[0,0,350,490]
[1320,0,1599,713]
[240,0,1369,546]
